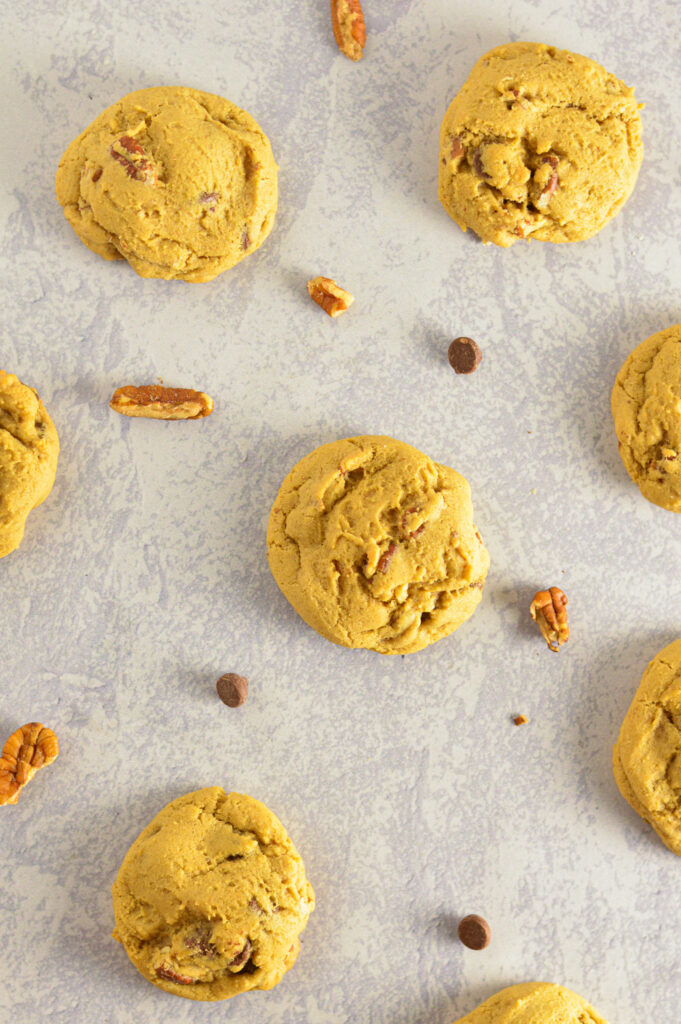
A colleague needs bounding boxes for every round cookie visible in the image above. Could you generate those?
[112,787,315,1001]
[439,42,643,247]
[451,982,609,1024]
[0,371,59,558]
[56,86,278,282]
[266,435,489,655]
[613,638,681,855]
[611,323,681,512]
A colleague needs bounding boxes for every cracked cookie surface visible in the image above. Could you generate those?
[112,788,314,1001]
[613,638,681,855]
[56,86,278,282]
[0,371,59,559]
[438,42,643,246]
[451,982,608,1024]
[611,323,681,512]
[266,435,489,655]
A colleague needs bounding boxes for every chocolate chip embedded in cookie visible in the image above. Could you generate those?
[112,788,314,1001]
[438,42,643,246]
[0,371,59,558]
[266,435,489,655]
[56,86,278,282]
[613,638,681,856]
[450,982,609,1024]
[611,322,681,512]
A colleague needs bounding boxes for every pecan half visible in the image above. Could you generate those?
[530,587,569,652]
[109,135,157,184]
[110,385,214,420]
[0,723,59,806]
[307,276,355,318]
[330,0,366,61]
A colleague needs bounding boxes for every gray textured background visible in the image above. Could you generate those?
[1,1,680,1022]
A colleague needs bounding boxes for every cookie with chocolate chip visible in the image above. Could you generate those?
[267,435,489,655]
[56,86,278,282]
[438,42,643,246]
[112,787,314,1001]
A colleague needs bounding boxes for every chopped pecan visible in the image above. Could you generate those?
[377,541,397,573]
[110,385,213,420]
[530,587,569,652]
[307,276,355,318]
[535,155,559,207]
[155,963,196,985]
[450,136,465,162]
[472,147,491,179]
[109,135,157,184]
[0,723,59,806]
[330,0,366,61]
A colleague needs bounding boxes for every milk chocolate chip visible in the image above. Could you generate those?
[457,914,491,949]
[448,337,482,374]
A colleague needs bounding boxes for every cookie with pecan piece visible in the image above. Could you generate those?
[0,371,59,558]
[56,86,278,282]
[613,638,681,856]
[112,788,314,1001]
[438,42,642,246]
[267,435,489,654]
[612,322,681,512]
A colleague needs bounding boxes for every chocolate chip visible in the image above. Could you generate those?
[457,914,491,950]
[448,337,482,375]
[216,673,249,707]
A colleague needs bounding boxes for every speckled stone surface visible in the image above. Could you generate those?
[1,2,680,1023]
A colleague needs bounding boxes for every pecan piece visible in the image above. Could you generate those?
[0,723,59,806]
[535,155,559,208]
[307,276,355,318]
[110,385,213,420]
[530,587,569,652]
[330,0,366,61]
[109,135,157,184]
[450,136,465,161]
[377,541,397,573]
[155,963,196,985]
[472,147,491,180]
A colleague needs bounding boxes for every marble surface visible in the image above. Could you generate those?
[1,2,680,1022]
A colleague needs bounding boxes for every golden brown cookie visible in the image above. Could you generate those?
[439,42,643,246]
[112,788,314,1001]
[266,435,489,655]
[0,371,59,558]
[56,87,278,282]
[613,638,681,855]
[451,982,608,1024]
[611,323,681,512]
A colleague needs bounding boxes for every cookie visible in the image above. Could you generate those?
[439,42,643,246]
[56,87,278,282]
[266,435,489,655]
[611,323,681,512]
[452,982,608,1024]
[112,787,314,1001]
[0,372,59,558]
[613,638,681,855]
